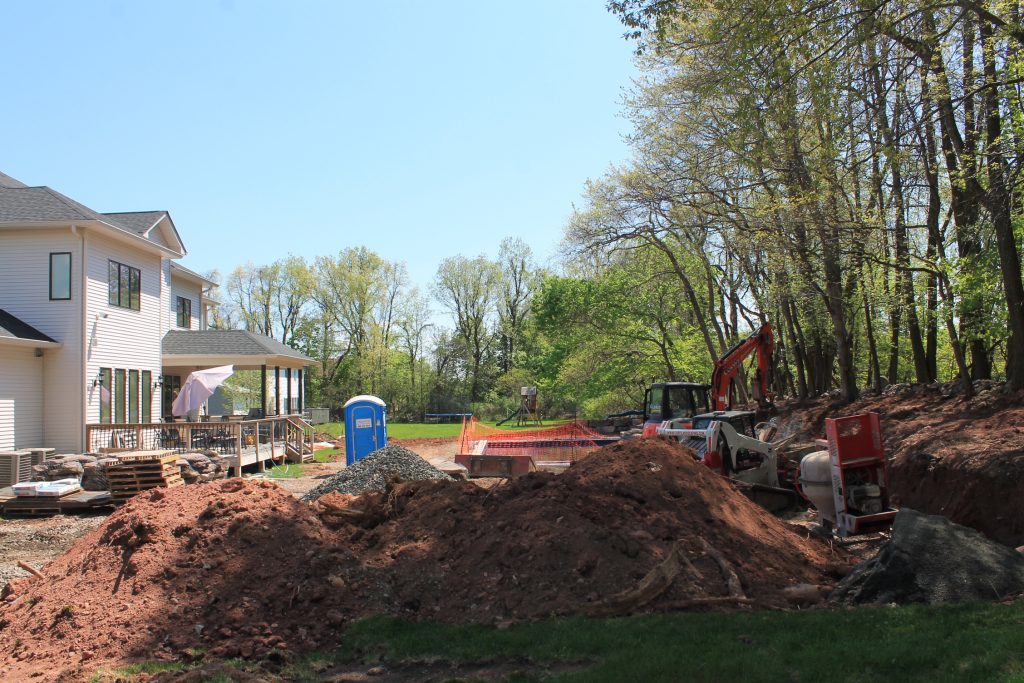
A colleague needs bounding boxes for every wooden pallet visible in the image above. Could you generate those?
[108,453,183,502]
[0,487,114,516]
[113,452,178,464]
[109,474,184,501]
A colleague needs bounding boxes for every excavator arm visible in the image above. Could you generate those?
[710,323,774,411]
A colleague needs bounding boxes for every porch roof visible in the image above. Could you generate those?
[162,330,312,369]
[0,309,60,348]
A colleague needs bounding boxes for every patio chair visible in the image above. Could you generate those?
[159,417,183,448]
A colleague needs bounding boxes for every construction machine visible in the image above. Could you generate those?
[638,323,776,436]
[657,410,798,510]
[710,323,775,414]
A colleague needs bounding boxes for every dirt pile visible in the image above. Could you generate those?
[831,509,1024,605]
[0,438,841,680]
[319,437,843,622]
[775,382,1024,546]
[0,479,351,679]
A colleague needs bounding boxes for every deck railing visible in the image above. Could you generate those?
[85,416,315,473]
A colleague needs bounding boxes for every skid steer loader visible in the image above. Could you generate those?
[657,410,798,511]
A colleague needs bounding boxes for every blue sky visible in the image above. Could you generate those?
[2,1,637,289]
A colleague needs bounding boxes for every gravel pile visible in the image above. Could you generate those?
[301,443,451,501]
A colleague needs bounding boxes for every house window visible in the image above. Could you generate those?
[99,368,112,423]
[141,371,152,423]
[114,369,126,423]
[49,252,71,300]
[108,260,141,310]
[129,370,139,423]
[176,296,192,328]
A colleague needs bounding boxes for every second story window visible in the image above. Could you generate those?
[108,260,140,310]
[49,252,71,300]
[176,296,192,328]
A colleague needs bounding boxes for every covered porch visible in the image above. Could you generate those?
[86,330,316,474]
[160,329,312,420]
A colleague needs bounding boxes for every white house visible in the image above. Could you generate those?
[0,171,310,453]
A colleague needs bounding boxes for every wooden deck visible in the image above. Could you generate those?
[85,415,316,477]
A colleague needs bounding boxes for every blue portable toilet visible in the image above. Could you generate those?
[343,395,387,465]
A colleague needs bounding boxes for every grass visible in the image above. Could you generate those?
[318,419,569,441]
[262,448,341,478]
[312,447,341,463]
[89,602,1024,681]
[321,604,1024,683]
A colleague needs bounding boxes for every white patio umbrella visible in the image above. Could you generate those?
[171,365,234,417]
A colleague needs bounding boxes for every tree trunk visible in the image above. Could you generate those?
[980,19,1024,390]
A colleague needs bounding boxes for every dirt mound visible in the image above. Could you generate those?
[831,509,1024,605]
[321,438,842,622]
[0,439,841,680]
[775,383,1024,546]
[0,479,348,680]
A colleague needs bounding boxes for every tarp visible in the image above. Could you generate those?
[171,365,234,417]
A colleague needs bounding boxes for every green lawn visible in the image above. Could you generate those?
[92,589,1024,681]
[292,602,1024,682]
[317,419,569,440]
[264,448,341,478]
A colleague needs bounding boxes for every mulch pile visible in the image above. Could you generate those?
[775,381,1024,546]
[0,438,842,680]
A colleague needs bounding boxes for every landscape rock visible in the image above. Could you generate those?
[831,509,1024,605]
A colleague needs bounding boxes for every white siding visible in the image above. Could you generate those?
[84,232,163,426]
[170,277,202,331]
[0,346,44,450]
[0,229,83,451]
[160,260,172,337]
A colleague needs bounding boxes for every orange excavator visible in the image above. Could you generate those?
[640,323,775,435]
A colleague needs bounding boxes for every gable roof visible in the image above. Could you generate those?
[170,262,217,287]
[0,309,60,346]
[102,211,167,235]
[0,172,185,256]
[0,186,108,223]
[162,330,312,366]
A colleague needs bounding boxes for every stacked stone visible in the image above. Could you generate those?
[176,451,228,484]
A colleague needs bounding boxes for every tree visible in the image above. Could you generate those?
[433,255,498,402]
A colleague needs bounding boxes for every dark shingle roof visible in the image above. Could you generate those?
[0,172,28,189]
[0,186,107,223]
[0,173,183,254]
[0,309,58,343]
[162,330,312,362]
[102,211,168,235]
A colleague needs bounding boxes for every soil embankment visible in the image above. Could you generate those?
[776,382,1024,546]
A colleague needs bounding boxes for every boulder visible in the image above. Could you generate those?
[831,508,1024,605]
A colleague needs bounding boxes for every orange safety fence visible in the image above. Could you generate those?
[457,417,611,464]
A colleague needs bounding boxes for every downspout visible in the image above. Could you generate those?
[73,224,88,452]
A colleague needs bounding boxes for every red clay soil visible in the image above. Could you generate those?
[0,438,842,681]
[775,383,1024,546]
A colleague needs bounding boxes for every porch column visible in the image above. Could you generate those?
[286,368,293,415]
[274,367,280,415]
[260,364,267,418]
[298,369,304,413]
